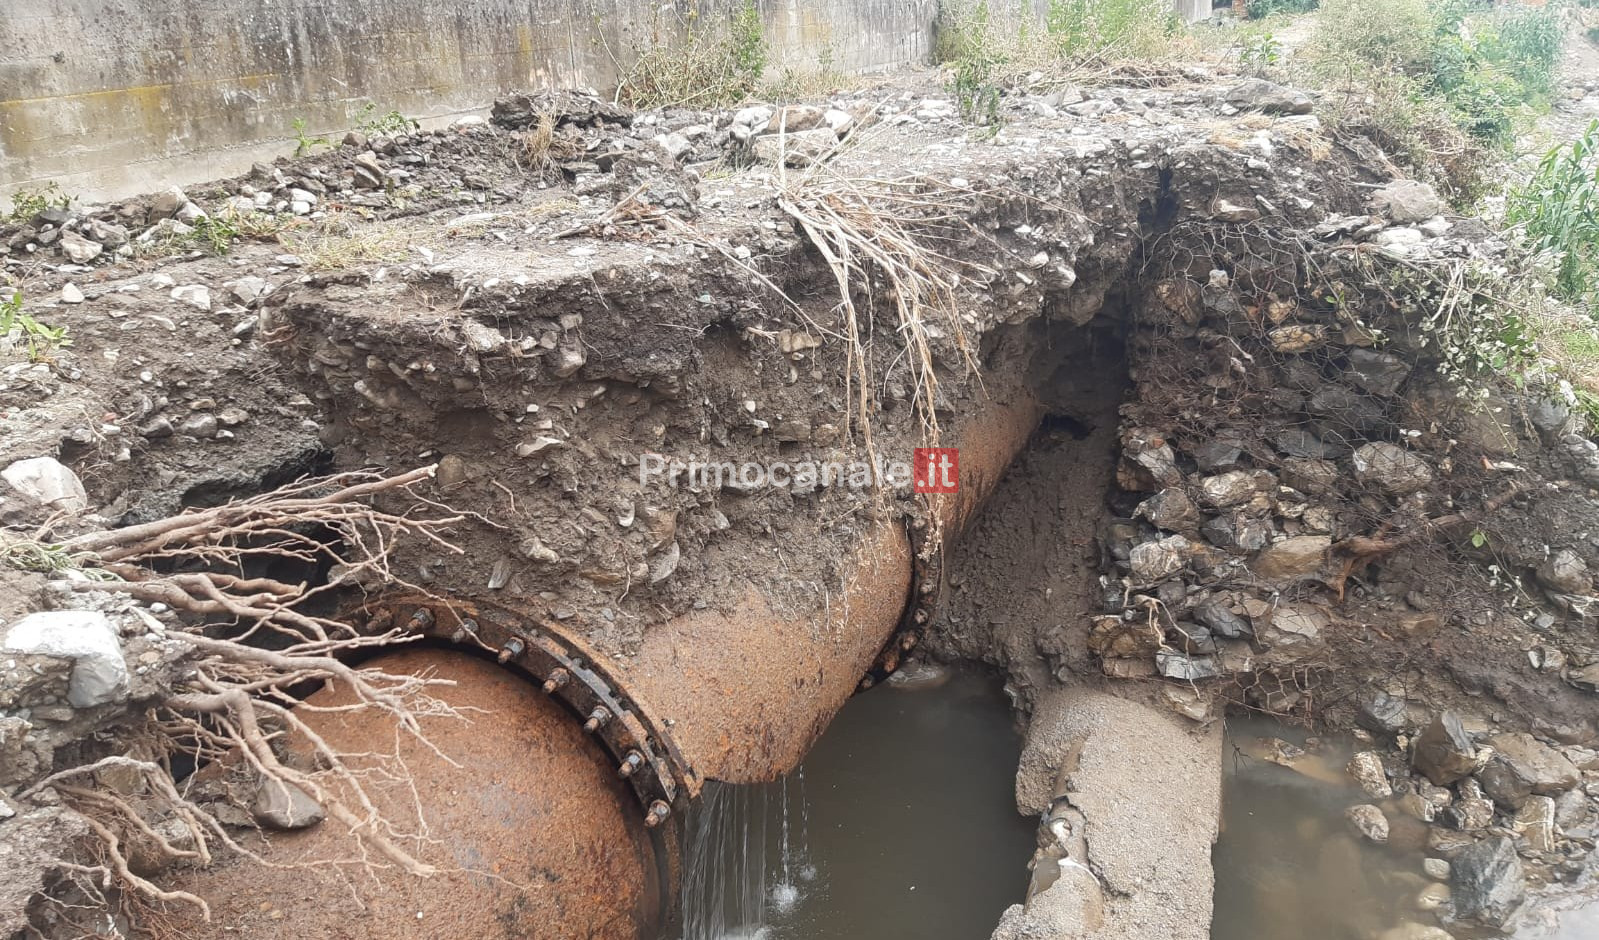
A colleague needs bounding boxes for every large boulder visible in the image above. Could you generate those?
[1353,442,1433,495]
[1250,535,1330,581]
[1450,837,1525,926]
[1,456,89,513]
[1,611,128,708]
[1369,180,1446,224]
[1135,488,1200,532]
[1412,712,1479,785]
[751,128,839,167]
[1223,79,1313,115]
[1486,733,1580,796]
[251,777,326,830]
[1128,535,1191,582]
[1345,803,1390,843]
[1535,549,1591,594]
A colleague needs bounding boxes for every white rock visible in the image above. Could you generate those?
[1375,226,1424,247]
[733,105,774,132]
[148,273,176,289]
[224,276,268,305]
[1418,216,1451,238]
[461,320,508,353]
[654,132,692,160]
[2,610,129,707]
[170,285,211,311]
[2,456,88,512]
[58,230,103,264]
[60,283,85,304]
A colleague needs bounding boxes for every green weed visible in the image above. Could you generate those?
[1509,120,1599,305]
[291,118,331,158]
[7,183,74,224]
[354,103,418,137]
[618,0,767,109]
[1,289,72,362]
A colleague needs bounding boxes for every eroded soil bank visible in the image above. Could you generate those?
[0,60,1596,940]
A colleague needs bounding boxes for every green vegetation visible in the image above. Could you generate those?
[1307,0,1566,201]
[6,183,73,224]
[354,102,419,137]
[291,117,331,158]
[1245,0,1319,19]
[1508,121,1599,305]
[133,207,293,258]
[933,0,1178,125]
[1,289,72,362]
[0,538,110,578]
[1238,28,1282,74]
[618,1,768,109]
[1041,0,1178,57]
[762,39,855,102]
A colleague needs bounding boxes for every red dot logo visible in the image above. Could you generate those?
[913,448,959,494]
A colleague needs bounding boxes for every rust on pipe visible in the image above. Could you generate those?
[170,374,1043,936]
[611,384,1044,783]
[168,649,664,939]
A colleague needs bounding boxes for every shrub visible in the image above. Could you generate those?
[7,183,73,224]
[1244,0,1319,20]
[354,103,418,137]
[933,0,1177,124]
[1508,121,1599,305]
[1044,0,1176,58]
[618,0,766,109]
[1307,0,1565,200]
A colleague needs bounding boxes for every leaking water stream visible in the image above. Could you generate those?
[674,668,1034,940]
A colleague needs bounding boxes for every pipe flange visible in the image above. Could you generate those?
[367,596,701,813]
[864,509,946,685]
[355,594,699,925]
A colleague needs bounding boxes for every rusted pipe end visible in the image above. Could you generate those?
[167,649,663,938]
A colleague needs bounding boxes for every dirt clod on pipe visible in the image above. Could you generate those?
[170,649,663,938]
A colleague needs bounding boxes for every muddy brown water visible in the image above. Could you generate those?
[1213,716,1599,940]
[1213,717,1442,940]
[673,668,1035,940]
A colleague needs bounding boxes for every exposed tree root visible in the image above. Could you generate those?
[1328,481,1524,600]
[20,466,473,922]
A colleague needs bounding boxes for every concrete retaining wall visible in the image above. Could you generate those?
[0,0,936,201]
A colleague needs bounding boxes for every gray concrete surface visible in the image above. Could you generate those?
[1000,687,1224,940]
[0,0,936,201]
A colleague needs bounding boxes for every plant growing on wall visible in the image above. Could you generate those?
[617,0,768,108]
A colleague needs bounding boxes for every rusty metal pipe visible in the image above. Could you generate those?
[169,375,1042,937]
[614,384,1044,783]
[170,649,665,937]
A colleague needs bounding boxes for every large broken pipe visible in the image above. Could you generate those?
[172,375,1044,937]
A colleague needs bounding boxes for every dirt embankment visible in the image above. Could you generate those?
[0,63,1596,940]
